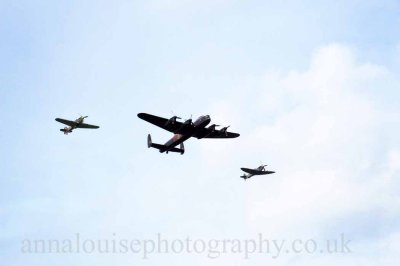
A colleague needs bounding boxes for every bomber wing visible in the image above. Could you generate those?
[240,168,275,175]
[55,118,77,127]
[137,113,187,134]
[77,123,99,129]
[194,128,240,139]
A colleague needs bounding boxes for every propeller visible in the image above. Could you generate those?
[170,111,181,120]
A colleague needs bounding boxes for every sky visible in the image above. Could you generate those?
[1,0,400,265]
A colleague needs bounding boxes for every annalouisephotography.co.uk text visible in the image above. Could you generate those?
[21,233,352,259]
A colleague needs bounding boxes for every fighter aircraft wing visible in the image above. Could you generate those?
[76,123,99,129]
[194,128,240,139]
[55,118,77,127]
[240,168,275,175]
[137,113,184,134]
[263,171,275,174]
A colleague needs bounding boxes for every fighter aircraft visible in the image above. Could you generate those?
[240,164,275,180]
[137,113,240,154]
[55,116,99,135]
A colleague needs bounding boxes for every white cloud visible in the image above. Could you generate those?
[199,44,400,264]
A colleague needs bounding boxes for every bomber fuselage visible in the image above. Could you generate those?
[161,115,211,153]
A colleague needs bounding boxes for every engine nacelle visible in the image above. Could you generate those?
[164,116,181,127]
[183,118,192,126]
[219,126,230,136]
[174,118,193,134]
[208,124,219,131]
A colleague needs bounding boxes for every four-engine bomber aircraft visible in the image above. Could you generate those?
[137,113,240,154]
[55,116,99,135]
[240,164,275,180]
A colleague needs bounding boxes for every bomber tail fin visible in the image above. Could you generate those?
[147,134,152,148]
[147,134,164,151]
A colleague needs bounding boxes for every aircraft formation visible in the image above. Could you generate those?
[55,113,275,180]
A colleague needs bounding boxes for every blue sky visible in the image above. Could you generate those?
[1,0,400,265]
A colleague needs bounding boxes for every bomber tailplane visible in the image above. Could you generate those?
[147,134,184,155]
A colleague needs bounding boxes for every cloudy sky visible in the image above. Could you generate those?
[1,0,400,265]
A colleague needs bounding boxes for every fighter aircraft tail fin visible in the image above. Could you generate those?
[60,128,71,135]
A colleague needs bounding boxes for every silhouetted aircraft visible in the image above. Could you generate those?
[240,164,275,180]
[55,116,99,135]
[137,113,240,154]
